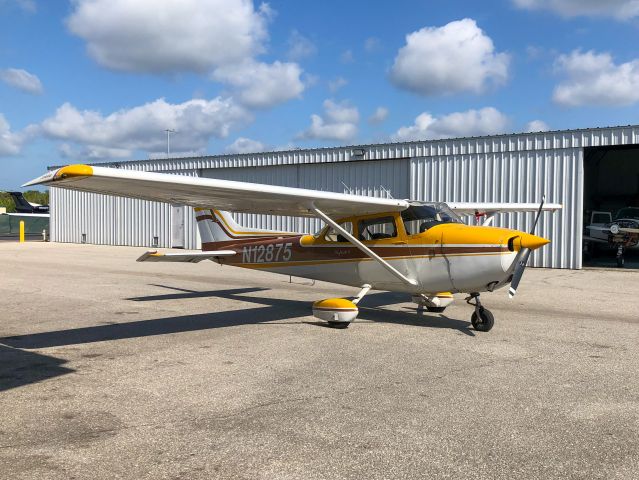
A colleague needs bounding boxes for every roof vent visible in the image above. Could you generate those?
[350,148,366,160]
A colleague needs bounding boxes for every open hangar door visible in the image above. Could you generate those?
[583,145,639,268]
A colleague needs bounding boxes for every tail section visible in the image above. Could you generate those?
[195,209,298,249]
[7,192,49,214]
[8,192,36,213]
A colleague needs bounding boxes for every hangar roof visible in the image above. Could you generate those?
[50,124,639,172]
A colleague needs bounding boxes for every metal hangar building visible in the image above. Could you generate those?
[49,125,639,270]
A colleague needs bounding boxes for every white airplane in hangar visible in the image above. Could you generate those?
[26,164,562,332]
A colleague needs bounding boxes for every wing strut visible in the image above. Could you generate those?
[310,205,418,287]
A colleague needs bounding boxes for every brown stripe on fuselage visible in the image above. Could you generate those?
[204,235,508,265]
[203,236,299,249]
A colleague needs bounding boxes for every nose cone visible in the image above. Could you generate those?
[519,232,550,250]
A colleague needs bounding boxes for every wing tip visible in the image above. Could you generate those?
[137,250,160,262]
[23,164,93,188]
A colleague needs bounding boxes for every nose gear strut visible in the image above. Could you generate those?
[465,293,495,332]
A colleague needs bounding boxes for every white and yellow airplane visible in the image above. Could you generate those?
[26,164,562,332]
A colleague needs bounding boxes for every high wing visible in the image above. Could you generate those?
[587,225,639,234]
[449,202,563,216]
[137,250,236,263]
[24,164,409,218]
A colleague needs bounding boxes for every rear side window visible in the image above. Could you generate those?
[358,216,397,240]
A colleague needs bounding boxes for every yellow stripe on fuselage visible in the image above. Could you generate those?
[213,209,293,236]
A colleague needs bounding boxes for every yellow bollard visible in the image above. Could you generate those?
[19,220,25,243]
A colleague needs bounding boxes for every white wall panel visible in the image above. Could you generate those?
[202,159,409,234]
[50,173,201,249]
[410,148,582,269]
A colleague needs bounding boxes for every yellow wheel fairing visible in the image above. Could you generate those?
[312,298,359,324]
[312,298,358,311]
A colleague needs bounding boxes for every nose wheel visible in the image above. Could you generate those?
[466,293,494,332]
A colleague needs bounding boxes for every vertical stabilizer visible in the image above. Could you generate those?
[194,209,298,249]
[7,192,49,214]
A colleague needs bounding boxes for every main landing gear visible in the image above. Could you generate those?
[312,285,372,329]
[466,293,495,332]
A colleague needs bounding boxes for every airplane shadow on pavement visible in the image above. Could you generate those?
[0,286,474,350]
[0,344,74,392]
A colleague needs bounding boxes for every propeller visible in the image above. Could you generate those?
[508,195,545,298]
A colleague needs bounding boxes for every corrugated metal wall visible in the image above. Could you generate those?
[50,171,200,249]
[49,126,639,268]
[203,159,409,234]
[410,148,582,268]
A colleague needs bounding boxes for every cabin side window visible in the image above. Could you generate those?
[324,221,353,242]
[358,216,397,240]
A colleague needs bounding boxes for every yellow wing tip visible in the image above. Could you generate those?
[54,164,94,180]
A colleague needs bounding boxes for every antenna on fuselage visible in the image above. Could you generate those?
[341,181,354,195]
[380,185,394,199]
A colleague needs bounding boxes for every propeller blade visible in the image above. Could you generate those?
[508,248,531,298]
[530,194,545,235]
[509,196,546,298]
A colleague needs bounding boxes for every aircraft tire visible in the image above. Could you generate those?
[327,321,350,329]
[426,306,446,313]
[471,307,494,332]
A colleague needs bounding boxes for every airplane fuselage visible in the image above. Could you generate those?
[204,223,526,295]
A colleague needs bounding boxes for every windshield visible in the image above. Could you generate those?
[401,202,462,235]
[616,208,639,220]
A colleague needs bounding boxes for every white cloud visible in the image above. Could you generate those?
[0,114,25,156]
[66,0,270,73]
[512,0,639,20]
[390,19,509,96]
[369,106,389,124]
[393,107,509,141]
[0,68,43,94]
[225,137,267,154]
[3,0,36,12]
[211,60,305,109]
[524,120,550,132]
[364,37,381,53]
[287,30,316,60]
[298,100,359,142]
[40,97,250,159]
[328,76,348,93]
[340,49,354,64]
[58,143,132,161]
[553,50,639,107]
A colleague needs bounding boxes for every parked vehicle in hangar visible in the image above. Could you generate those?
[584,207,639,267]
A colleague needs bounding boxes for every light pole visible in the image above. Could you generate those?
[165,129,176,158]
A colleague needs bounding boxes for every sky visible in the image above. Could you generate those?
[1,0,639,189]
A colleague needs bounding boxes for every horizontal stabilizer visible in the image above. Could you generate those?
[449,202,563,216]
[137,250,236,263]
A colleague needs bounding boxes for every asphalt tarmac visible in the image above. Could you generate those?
[1,243,638,479]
